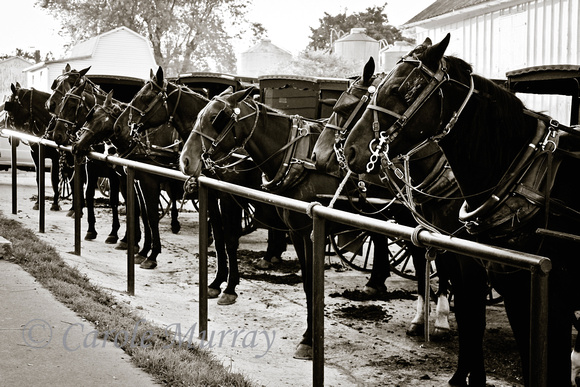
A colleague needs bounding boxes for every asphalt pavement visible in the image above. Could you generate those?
[0,236,160,387]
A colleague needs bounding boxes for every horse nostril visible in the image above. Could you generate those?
[311,152,317,163]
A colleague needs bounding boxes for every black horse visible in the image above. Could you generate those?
[179,85,409,359]
[47,73,150,251]
[112,67,288,303]
[4,83,72,211]
[344,34,580,386]
[311,57,463,338]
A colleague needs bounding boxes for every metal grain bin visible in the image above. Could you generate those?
[334,28,379,64]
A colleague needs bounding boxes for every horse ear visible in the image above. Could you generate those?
[79,66,91,77]
[11,84,16,94]
[64,63,71,73]
[219,86,234,97]
[150,69,155,79]
[154,67,164,87]
[426,33,451,64]
[362,57,375,83]
[105,90,114,106]
[231,87,256,105]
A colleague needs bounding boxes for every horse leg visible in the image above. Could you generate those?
[168,182,181,234]
[84,164,98,240]
[105,168,120,244]
[217,196,243,305]
[363,233,390,296]
[31,146,40,210]
[207,193,228,298]
[50,152,61,211]
[448,257,488,387]
[432,253,452,339]
[406,244,429,336]
[134,180,151,262]
[137,175,161,269]
[116,169,141,249]
[572,312,580,386]
[291,228,314,360]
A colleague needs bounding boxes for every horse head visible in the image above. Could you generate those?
[180,86,255,178]
[113,67,168,139]
[52,80,91,146]
[73,90,128,157]
[4,83,29,131]
[344,34,453,175]
[312,57,382,175]
[46,65,91,114]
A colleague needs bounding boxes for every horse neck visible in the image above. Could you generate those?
[241,107,289,180]
[168,88,207,141]
[437,99,537,207]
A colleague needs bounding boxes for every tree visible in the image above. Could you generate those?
[39,0,261,76]
[266,50,362,79]
[307,4,413,52]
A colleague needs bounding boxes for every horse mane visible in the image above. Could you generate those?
[443,55,536,176]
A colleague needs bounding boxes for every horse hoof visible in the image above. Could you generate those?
[406,323,425,336]
[362,285,386,297]
[105,235,118,244]
[66,209,75,217]
[171,223,181,234]
[432,327,451,340]
[84,231,98,240]
[33,203,39,211]
[134,254,147,264]
[256,258,274,270]
[140,259,157,270]
[115,241,128,250]
[208,287,221,298]
[50,204,61,211]
[271,256,283,263]
[293,344,313,360]
[217,293,238,305]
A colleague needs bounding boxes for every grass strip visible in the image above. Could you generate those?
[0,213,255,387]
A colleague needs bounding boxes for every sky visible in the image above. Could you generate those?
[0,0,435,58]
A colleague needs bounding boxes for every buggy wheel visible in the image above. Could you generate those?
[241,203,257,236]
[97,177,110,198]
[329,229,437,281]
[58,173,73,200]
[158,190,171,219]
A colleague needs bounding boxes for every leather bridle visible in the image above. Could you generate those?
[364,56,475,176]
[193,95,259,173]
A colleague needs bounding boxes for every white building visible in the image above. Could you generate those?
[24,26,157,92]
[403,0,580,124]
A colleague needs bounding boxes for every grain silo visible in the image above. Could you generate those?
[334,28,379,63]
[238,38,293,78]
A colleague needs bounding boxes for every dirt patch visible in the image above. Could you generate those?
[0,170,524,386]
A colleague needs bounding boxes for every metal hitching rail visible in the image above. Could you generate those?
[2,128,551,387]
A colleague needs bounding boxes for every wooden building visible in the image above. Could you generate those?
[402,0,580,124]
[24,26,157,92]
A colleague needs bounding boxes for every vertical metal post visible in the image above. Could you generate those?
[529,266,549,387]
[424,259,431,342]
[126,167,135,296]
[312,211,326,387]
[11,137,17,215]
[73,156,82,256]
[38,144,45,233]
[198,183,209,338]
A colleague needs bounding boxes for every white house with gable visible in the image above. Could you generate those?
[24,26,157,92]
[402,0,580,124]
